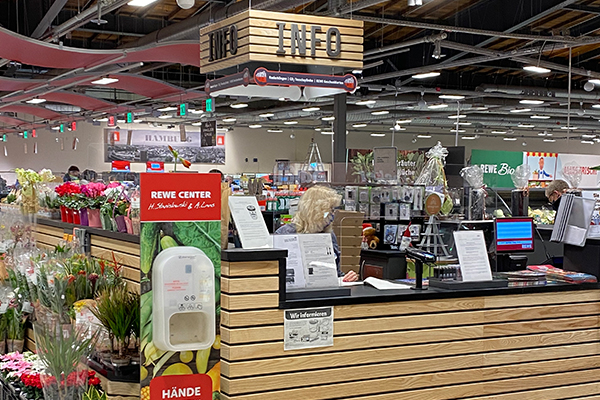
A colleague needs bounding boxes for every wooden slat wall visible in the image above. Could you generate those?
[200,10,364,73]
[220,261,600,400]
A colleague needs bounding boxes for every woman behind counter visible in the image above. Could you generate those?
[275,186,359,282]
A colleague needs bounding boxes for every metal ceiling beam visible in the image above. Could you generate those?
[77,28,146,37]
[325,0,388,16]
[565,4,600,15]
[31,0,69,38]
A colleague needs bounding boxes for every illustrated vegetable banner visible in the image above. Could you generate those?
[139,173,222,400]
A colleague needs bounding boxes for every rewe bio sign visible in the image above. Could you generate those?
[470,150,524,188]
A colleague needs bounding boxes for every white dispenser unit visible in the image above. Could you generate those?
[152,246,216,351]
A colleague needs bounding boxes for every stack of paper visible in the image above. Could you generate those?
[364,277,412,290]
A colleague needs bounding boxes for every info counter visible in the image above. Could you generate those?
[220,249,600,400]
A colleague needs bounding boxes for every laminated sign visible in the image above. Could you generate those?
[150,374,212,400]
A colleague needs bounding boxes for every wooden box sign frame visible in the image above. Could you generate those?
[200,10,363,74]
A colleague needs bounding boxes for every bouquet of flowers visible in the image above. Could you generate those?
[55,182,83,210]
[15,169,55,215]
[81,183,107,210]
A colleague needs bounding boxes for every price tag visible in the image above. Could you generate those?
[22,302,33,314]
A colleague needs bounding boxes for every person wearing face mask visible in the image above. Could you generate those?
[62,165,80,182]
[275,186,359,282]
[545,179,570,211]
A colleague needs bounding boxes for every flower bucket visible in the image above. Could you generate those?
[87,209,102,228]
[7,339,24,353]
[100,214,111,231]
[72,209,81,225]
[79,208,89,227]
[115,215,128,233]
[60,206,68,222]
[124,216,134,235]
[65,209,74,224]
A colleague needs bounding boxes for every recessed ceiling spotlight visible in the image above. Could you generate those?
[439,95,465,100]
[544,138,556,142]
[222,117,237,123]
[523,66,551,74]
[371,110,389,115]
[412,72,441,79]
[352,123,367,128]
[249,124,262,129]
[302,107,320,112]
[91,77,119,85]
[510,108,531,113]
[322,116,335,121]
[448,114,466,119]
[396,119,412,124]
[157,106,178,112]
[259,113,275,118]
[417,134,432,138]
[428,103,449,109]
[518,123,535,128]
[530,115,550,119]
[230,103,248,109]
[26,98,46,104]
[503,137,518,141]
[267,129,283,133]
[561,126,578,130]
[519,100,544,105]
[491,130,507,134]
[356,100,376,106]
[284,121,298,125]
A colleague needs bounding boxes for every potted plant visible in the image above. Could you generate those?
[5,300,26,353]
[55,183,82,224]
[81,183,106,229]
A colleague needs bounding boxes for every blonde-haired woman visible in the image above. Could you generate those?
[275,186,359,282]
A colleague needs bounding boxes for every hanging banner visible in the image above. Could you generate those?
[140,172,222,400]
[556,153,600,188]
[525,152,557,187]
[254,67,358,92]
[201,120,217,147]
[470,149,524,188]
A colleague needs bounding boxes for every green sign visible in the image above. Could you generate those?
[23,131,28,139]
[205,98,214,113]
[126,112,133,123]
[179,103,187,116]
[59,123,65,133]
[470,149,524,188]
[2,134,6,142]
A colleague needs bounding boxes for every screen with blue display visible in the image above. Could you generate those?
[495,217,534,253]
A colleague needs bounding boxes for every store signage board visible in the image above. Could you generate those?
[201,120,217,147]
[200,10,363,73]
[470,149,524,188]
[284,307,334,351]
[254,67,357,92]
[525,151,557,186]
[453,230,493,282]
[205,69,250,95]
[151,374,212,400]
[556,153,600,188]
[228,196,272,249]
[373,146,398,180]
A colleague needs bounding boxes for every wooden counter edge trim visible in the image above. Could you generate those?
[36,217,140,244]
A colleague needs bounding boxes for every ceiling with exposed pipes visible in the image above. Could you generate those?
[1,0,600,144]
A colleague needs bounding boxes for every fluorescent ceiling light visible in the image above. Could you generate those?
[448,114,466,119]
[134,119,142,123]
[491,130,506,134]
[158,114,173,119]
[510,108,531,113]
[284,121,298,125]
[371,110,389,115]
[94,117,108,122]
[561,126,578,130]
[589,79,600,85]
[519,99,544,105]
[230,103,248,109]
[428,103,448,109]
[592,104,600,109]
[523,66,551,74]
[531,115,550,119]
[51,126,60,130]
[26,98,46,104]
[352,69,363,74]
[439,95,465,100]
[546,132,553,136]
[321,131,334,135]
[268,129,283,133]
[259,113,275,118]
[302,107,320,112]
[91,77,119,85]
[450,129,466,133]
[538,132,547,136]
[544,138,556,142]
[352,123,367,128]
[279,97,286,101]
[503,137,517,141]
[216,128,228,133]
[222,117,237,123]
[582,134,596,138]
[518,124,535,128]
[412,72,441,79]
[457,122,472,126]
[190,109,203,114]
[356,100,376,106]
[370,133,386,137]
[391,126,406,131]
[417,134,432,138]
[192,122,202,126]
[471,105,489,110]
[128,0,158,6]
[249,124,262,129]
[322,116,335,121]
[157,106,177,112]
[117,119,125,123]
[581,140,595,144]
[461,136,477,140]
[314,128,322,131]
[397,119,412,124]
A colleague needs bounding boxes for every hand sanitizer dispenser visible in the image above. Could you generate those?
[152,246,216,352]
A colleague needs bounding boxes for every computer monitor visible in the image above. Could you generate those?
[495,217,535,253]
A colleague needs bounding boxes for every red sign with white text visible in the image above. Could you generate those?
[140,173,221,222]
[150,374,212,400]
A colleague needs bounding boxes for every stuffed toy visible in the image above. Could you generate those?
[362,224,379,249]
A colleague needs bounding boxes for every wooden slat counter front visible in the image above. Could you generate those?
[220,249,600,400]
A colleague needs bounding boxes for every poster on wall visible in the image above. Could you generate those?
[526,152,557,187]
[556,153,600,188]
[470,149,524,188]
[373,147,398,181]
[398,150,425,184]
[284,307,334,351]
[104,128,225,165]
[139,173,222,400]
[348,149,373,183]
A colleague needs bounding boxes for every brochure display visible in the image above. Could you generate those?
[139,173,222,400]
